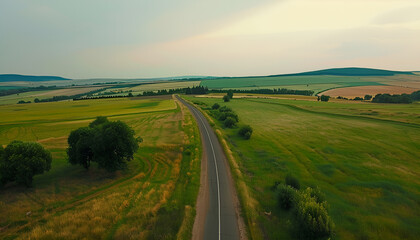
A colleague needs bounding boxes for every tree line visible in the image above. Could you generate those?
[372,90,420,104]
[0,85,58,97]
[210,88,314,96]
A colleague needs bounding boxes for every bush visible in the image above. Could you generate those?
[285,173,300,190]
[212,103,220,109]
[238,125,253,139]
[353,97,363,101]
[224,117,236,128]
[0,141,52,187]
[277,184,297,210]
[223,95,230,102]
[294,188,334,239]
[219,106,232,112]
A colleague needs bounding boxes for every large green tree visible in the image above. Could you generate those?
[0,141,52,187]
[67,117,140,172]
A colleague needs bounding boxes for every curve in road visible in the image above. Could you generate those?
[177,96,240,240]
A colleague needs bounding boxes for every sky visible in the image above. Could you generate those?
[1,0,420,79]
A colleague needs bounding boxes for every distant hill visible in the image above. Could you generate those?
[0,74,70,82]
[271,67,414,77]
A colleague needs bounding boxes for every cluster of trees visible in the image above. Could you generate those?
[17,100,31,104]
[185,86,209,94]
[0,141,52,187]
[0,85,57,97]
[223,90,234,102]
[211,88,314,96]
[275,174,334,239]
[210,103,253,139]
[210,104,239,128]
[371,90,420,104]
[317,95,330,102]
[372,93,412,104]
[67,117,141,172]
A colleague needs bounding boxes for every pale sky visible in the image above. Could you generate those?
[1,0,420,79]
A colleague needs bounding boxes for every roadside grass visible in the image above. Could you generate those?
[0,96,201,239]
[183,95,420,240]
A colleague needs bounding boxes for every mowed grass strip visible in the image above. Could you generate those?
[0,96,201,239]
[183,95,420,240]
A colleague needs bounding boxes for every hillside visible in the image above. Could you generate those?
[0,74,69,82]
[271,67,414,77]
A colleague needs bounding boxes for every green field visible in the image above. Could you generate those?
[200,74,420,95]
[0,96,201,239]
[0,87,103,105]
[183,95,420,240]
[94,81,201,96]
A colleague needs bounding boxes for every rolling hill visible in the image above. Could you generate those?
[0,74,70,82]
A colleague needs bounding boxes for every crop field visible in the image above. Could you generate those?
[183,95,420,240]
[322,85,420,98]
[0,87,103,105]
[0,96,201,239]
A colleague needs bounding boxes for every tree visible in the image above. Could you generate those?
[238,125,253,139]
[127,92,133,97]
[212,103,220,110]
[223,95,230,102]
[0,141,52,187]
[34,98,40,103]
[364,95,372,100]
[224,117,236,128]
[227,90,233,99]
[320,95,330,102]
[67,117,140,172]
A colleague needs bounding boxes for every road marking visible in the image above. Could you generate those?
[180,98,221,240]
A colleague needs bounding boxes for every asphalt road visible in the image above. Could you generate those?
[177,96,240,240]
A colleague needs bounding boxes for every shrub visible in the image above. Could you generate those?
[224,117,236,128]
[212,103,220,110]
[277,184,297,210]
[353,97,363,101]
[294,188,334,239]
[285,173,300,190]
[238,125,253,139]
[308,186,326,203]
[223,95,230,102]
[0,141,52,187]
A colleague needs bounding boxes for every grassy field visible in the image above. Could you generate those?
[200,74,420,96]
[0,96,201,239]
[0,87,103,105]
[183,94,420,240]
[94,81,201,96]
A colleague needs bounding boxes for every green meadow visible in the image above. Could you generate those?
[0,96,201,239]
[200,74,420,95]
[183,95,420,240]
